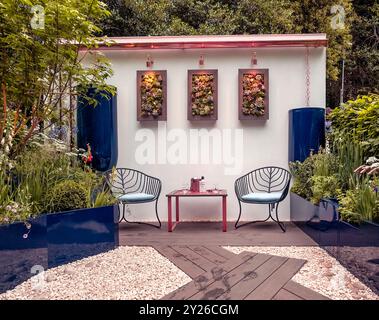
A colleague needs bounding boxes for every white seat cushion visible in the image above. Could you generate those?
[241,192,282,203]
[118,193,155,202]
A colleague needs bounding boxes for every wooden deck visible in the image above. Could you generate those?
[119,222,317,246]
[155,245,328,300]
[118,222,328,300]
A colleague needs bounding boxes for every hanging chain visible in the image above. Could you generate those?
[305,47,310,106]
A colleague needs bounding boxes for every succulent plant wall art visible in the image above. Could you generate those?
[137,70,167,121]
[238,69,269,120]
[188,70,218,120]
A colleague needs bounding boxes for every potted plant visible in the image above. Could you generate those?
[188,70,218,120]
[137,70,167,121]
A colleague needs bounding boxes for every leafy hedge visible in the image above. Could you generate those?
[328,94,379,158]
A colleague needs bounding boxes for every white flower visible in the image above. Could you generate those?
[4,145,10,154]
[0,138,4,145]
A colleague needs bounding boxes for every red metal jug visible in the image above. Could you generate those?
[190,178,201,192]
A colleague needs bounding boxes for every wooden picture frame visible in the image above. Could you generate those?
[188,69,218,121]
[238,69,269,120]
[137,70,167,121]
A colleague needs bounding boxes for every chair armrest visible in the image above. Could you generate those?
[144,175,161,200]
[235,176,249,200]
[278,177,291,202]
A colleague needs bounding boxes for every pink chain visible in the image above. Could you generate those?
[305,47,310,106]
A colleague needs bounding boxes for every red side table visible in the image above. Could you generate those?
[166,189,228,232]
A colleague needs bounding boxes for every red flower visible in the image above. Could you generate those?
[82,143,93,164]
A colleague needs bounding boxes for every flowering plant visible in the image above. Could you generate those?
[82,143,93,164]
[191,73,215,116]
[241,73,266,117]
[140,73,164,118]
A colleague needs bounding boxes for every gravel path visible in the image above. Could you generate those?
[0,246,191,300]
[224,246,378,300]
[2,245,378,300]
[324,246,379,295]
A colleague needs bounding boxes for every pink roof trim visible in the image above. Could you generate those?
[81,34,328,51]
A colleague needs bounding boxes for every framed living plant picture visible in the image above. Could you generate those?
[238,69,269,120]
[188,69,218,121]
[137,70,167,121]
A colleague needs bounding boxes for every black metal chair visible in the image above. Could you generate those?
[234,166,291,232]
[104,168,162,228]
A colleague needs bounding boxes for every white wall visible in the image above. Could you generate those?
[98,47,326,222]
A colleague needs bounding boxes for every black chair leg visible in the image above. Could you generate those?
[235,202,285,232]
[155,199,162,228]
[274,202,286,232]
[235,201,271,229]
[117,203,125,223]
[234,200,242,228]
[118,201,161,229]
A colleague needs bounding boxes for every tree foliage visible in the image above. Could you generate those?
[344,0,379,100]
[328,94,379,158]
[99,0,377,108]
[0,0,115,163]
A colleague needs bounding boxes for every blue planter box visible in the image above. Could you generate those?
[0,205,118,293]
[291,192,379,246]
[291,192,379,293]
[0,216,47,294]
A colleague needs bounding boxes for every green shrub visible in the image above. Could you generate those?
[45,180,87,213]
[92,190,117,208]
[338,178,379,224]
[328,94,379,158]
[310,175,340,205]
[289,155,315,201]
[15,143,77,214]
[334,139,364,190]
[312,151,339,176]
[337,189,363,225]
[290,150,340,203]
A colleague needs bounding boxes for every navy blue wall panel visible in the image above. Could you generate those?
[77,89,118,171]
[288,107,325,162]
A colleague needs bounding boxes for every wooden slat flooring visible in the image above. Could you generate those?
[173,246,216,271]
[188,246,228,264]
[244,258,306,300]
[153,246,205,279]
[216,255,289,300]
[282,280,330,300]
[119,222,317,246]
[273,288,303,300]
[158,245,329,300]
[204,245,236,260]
[162,251,256,300]
[191,253,274,300]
